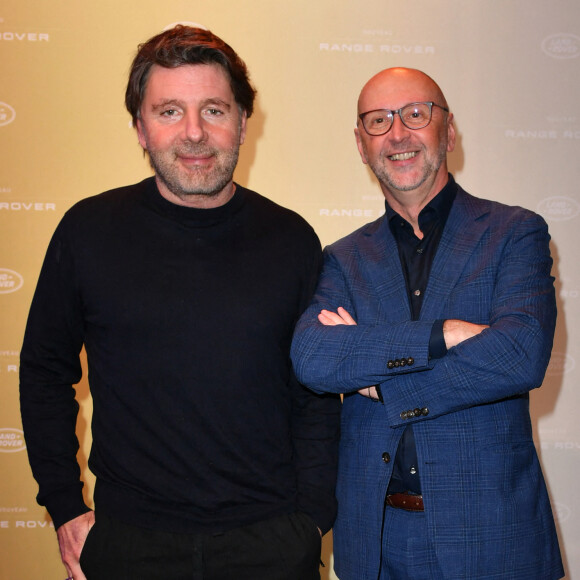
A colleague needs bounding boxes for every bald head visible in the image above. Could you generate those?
[357,68,448,117]
[354,67,455,212]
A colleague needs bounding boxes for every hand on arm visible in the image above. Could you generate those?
[318,307,380,400]
[56,511,95,580]
[443,319,489,349]
[318,306,357,327]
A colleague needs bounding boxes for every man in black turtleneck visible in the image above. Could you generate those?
[19,26,340,580]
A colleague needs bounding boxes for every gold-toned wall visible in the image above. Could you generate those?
[1,1,579,577]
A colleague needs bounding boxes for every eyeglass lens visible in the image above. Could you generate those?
[363,103,433,135]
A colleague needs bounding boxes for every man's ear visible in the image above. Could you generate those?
[239,111,248,145]
[135,118,147,150]
[446,113,456,153]
[354,127,369,165]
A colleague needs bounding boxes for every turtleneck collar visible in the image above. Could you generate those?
[142,177,246,228]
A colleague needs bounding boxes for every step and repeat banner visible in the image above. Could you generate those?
[1,0,579,578]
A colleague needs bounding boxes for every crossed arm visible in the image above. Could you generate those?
[291,211,556,423]
[318,307,488,399]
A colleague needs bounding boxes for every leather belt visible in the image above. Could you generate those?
[386,492,424,512]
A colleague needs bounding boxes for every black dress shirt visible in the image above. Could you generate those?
[385,174,456,494]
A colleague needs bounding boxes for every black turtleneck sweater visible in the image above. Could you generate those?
[20,177,340,534]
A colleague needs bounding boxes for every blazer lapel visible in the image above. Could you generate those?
[359,215,412,322]
[420,188,491,321]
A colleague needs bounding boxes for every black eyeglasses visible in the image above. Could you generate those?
[358,101,449,136]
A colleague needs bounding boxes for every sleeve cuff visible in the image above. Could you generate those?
[42,485,91,529]
[429,319,447,360]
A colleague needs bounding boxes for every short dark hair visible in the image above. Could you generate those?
[125,25,256,125]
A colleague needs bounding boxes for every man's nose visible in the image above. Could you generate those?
[389,113,409,140]
[182,111,207,142]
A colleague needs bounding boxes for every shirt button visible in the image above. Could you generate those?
[382,452,391,463]
[416,248,424,254]
[413,289,421,297]
[410,466,417,475]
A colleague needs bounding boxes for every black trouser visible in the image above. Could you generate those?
[80,511,321,580]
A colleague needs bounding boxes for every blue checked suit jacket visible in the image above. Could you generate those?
[291,183,563,580]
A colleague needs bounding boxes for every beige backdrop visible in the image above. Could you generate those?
[1,0,579,578]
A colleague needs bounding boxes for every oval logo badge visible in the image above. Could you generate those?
[0,268,24,294]
[542,33,580,59]
[0,428,26,453]
[554,502,572,523]
[537,196,580,222]
[0,102,16,127]
[545,352,575,376]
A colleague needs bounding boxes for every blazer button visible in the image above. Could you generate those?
[400,358,407,367]
[407,357,414,366]
[414,408,422,417]
[394,360,400,367]
[382,452,391,463]
[400,411,408,419]
[421,407,429,416]
[387,361,394,369]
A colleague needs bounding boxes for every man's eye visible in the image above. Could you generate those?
[206,108,223,116]
[161,109,178,117]
[370,115,388,127]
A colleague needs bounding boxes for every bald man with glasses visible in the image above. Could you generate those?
[291,68,563,580]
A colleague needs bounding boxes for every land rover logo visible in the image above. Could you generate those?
[541,33,580,59]
[0,428,26,453]
[537,196,580,222]
[0,102,16,127]
[0,269,24,294]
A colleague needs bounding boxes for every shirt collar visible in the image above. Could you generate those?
[386,173,457,232]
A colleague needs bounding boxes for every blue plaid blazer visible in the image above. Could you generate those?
[291,183,563,580]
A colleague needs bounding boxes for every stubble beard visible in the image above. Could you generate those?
[147,141,240,202]
[368,138,448,194]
